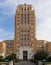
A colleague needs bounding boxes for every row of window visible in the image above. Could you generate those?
[16,13,33,25]
[17,13,34,16]
[17,15,33,20]
[17,35,33,38]
[17,37,34,41]
[17,27,34,30]
[7,45,14,48]
[17,31,34,34]
[17,41,33,46]
[16,22,34,25]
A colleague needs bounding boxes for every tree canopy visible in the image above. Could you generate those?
[34,50,48,61]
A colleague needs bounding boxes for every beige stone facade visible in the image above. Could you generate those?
[46,42,51,55]
[0,42,6,58]
[3,40,14,56]
[35,40,47,53]
[0,4,51,59]
[14,4,36,60]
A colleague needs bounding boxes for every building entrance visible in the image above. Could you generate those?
[23,51,28,60]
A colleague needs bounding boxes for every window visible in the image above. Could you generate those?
[21,30,23,32]
[28,34,29,36]
[27,14,30,24]
[22,8,23,11]
[17,13,19,15]
[17,23,19,25]
[24,7,26,11]
[9,45,10,47]
[28,14,29,17]
[7,45,10,48]
[17,16,20,18]
[28,38,29,40]
[24,34,26,39]
[24,32,26,34]
[23,14,26,24]
[27,8,29,11]
[21,34,23,36]
[31,20,33,22]
[40,45,42,47]
[28,30,30,33]
[31,42,33,44]
[28,32,30,34]
[24,14,26,19]
[17,20,20,22]
[24,20,26,24]
[24,38,26,40]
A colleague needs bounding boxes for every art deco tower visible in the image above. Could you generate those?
[14,4,36,60]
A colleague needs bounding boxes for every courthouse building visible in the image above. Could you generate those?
[14,4,36,60]
[0,4,51,60]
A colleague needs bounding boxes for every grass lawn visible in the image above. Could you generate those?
[0,62,9,64]
[42,62,51,64]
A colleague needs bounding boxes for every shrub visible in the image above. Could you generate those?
[4,55,11,62]
[4,53,16,62]
[47,56,51,62]
[0,56,3,62]
[34,50,48,61]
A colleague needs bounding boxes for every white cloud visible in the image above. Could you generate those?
[36,0,51,41]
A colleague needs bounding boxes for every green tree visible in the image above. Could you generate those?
[34,50,48,61]
[4,55,11,62]
[0,56,3,62]
[47,56,51,62]
[10,53,16,65]
[4,53,16,63]
[10,53,16,60]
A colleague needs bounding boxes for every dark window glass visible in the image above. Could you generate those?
[24,7,26,11]
[22,8,23,11]
[27,8,29,11]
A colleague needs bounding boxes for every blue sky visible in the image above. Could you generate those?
[0,0,51,41]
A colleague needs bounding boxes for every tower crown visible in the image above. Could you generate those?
[16,4,34,12]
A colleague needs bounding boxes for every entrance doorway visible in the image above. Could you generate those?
[23,51,28,60]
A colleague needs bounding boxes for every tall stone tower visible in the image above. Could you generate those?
[14,4,36,60]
